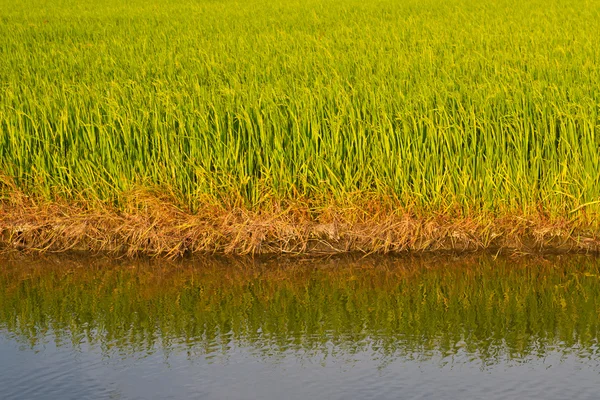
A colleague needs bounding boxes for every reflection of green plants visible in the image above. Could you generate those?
[1,255,599,363]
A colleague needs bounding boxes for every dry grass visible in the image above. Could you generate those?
[2,189,599,258]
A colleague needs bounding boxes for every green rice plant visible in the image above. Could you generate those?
[1,0,599,216]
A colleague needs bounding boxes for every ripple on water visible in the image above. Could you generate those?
[1,254,600,399]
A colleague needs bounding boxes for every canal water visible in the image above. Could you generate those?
[0,254,599,399]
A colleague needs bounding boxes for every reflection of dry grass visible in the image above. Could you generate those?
[2,189,599,258]
[1,253,599,360]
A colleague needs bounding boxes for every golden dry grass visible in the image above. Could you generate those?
[2,188,599,258]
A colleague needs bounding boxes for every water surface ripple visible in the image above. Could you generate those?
[1,254,599,399]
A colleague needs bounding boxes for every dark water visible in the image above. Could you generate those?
[1,254,600,399]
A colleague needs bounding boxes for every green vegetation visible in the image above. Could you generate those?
[1,0,600,215]
[1,255,599,361]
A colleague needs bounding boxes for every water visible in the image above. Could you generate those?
[1,254,599,399]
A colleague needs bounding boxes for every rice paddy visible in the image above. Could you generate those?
[1,0,600,255]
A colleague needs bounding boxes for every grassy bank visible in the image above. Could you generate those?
[1,0,600,255]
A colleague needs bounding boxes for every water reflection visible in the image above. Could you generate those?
[0,254,599,399]
[1,254,599,363]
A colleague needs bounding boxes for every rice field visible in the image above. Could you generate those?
[1,0,600,254]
